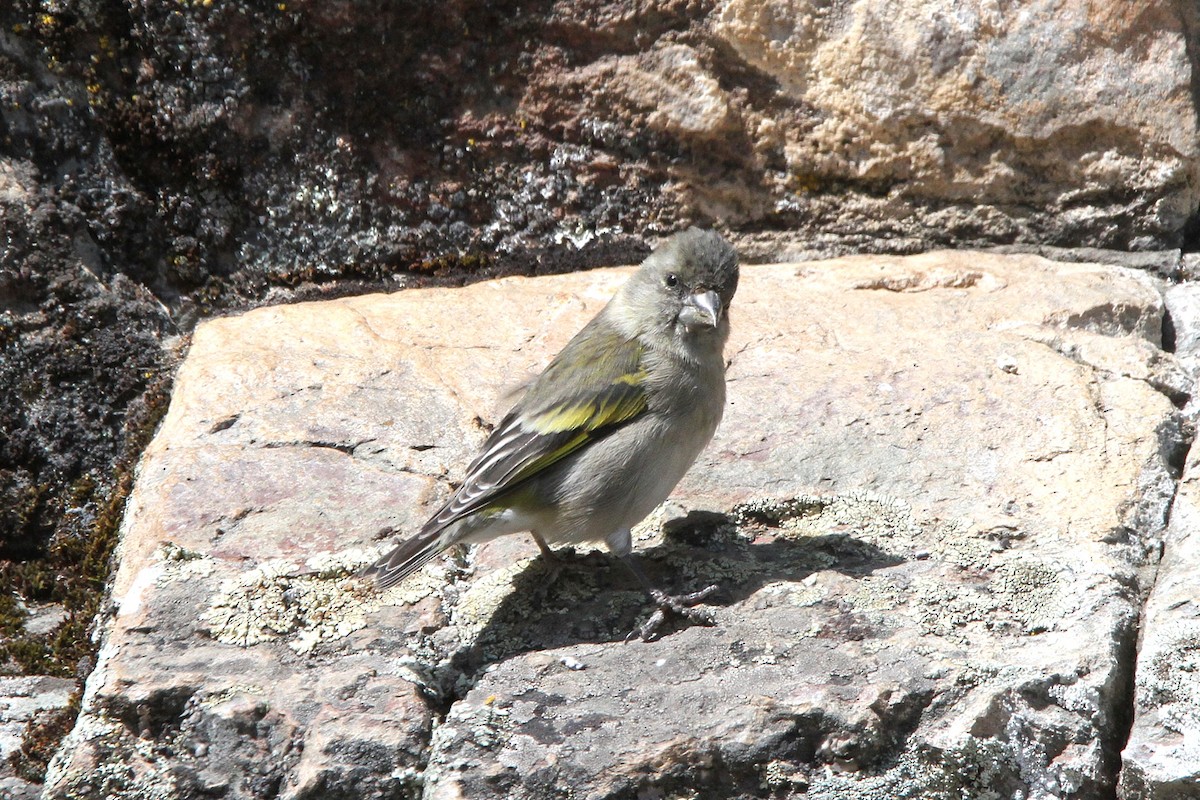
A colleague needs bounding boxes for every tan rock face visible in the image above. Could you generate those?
[716,0,1193,143]
[45,253,1183,798]
[1120,284,1200,800]
[497,0,1200,253]
[582,44,743,142]
[697,0,1199,248]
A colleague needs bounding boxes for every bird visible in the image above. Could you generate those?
[360,227,739,640]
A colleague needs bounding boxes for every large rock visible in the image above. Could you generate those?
[1119,445,1200,800]
[5,1,1198,785]
[1118,284,1200,799]
[44,252,1185,798]
[710,0,1199,251]
[0,676,75,800]
[5,0,1197,285]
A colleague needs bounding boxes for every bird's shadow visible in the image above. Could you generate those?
[446,510,905,674]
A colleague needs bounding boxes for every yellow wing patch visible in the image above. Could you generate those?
[527,367,649,434]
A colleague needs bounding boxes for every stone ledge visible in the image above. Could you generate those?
[44,252,1188,799]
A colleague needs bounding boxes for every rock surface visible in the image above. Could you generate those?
[1120,447,1200,800]
[4,1,1199,782]
[0,676,75,799]
[1119,284,1200,800]
[4,0,1200,792]
[43,252,1188,798]
[712,0,1200,252]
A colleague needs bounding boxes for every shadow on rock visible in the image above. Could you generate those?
[446,510,905,675]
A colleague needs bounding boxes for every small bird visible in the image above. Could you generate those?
[361,228,739,640]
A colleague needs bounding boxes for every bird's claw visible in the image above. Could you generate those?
[627,584,719,642]
[526,551,570,606]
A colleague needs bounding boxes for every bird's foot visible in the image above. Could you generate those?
[628,585,719,642]
[536,549,569,586]
[527,542,576,605]
[536,543,578,577]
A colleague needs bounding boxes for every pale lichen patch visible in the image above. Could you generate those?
[733,491,926,553]
[52,716,184,800]
[449,557,538,640]
[196,545,454,653]
[1139,635,1200,707]
[196,684,268,708]
[201,557,370,653]
[155,541,214,584]
[731,493,1067,646]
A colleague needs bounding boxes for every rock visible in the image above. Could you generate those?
[1163,284,1200,419]
[5,0,1197,296]
[990,246,1184,280]
[1182,254,1200,282]
[579,43,743,142]
[19,605,67,638]
[0,676,76,798]
[711,0,1200,249]
[45,252,1183,798]
[5,1,1199,783]
[0,776,40,800]
[1165,283,1200,360]
[1118,436,1200,800]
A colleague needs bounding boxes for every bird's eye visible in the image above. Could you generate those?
[664,273,679,288]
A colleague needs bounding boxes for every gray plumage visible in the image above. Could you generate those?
[361,228,739,638]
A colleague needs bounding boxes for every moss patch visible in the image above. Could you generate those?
[9,691,81,784]
[1,373,173,782]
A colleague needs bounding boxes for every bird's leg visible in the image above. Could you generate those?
[531,532,559,562]
[530,532,566,584]
[620,554,718,642]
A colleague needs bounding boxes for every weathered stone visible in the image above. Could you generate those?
[1165,284,1200,360]
[991,246,1184,280]
[6,1,1199,785]
[45,252,1183,798]
[0,677,75,755]
[1163,283,1200,422]
[578,43,743,142]
[421,253,1178,799]
[1181,254,1200,282]
[710,0,1200,249]
[1118,435,1200,800]
[0,676,75,799]
[19,605,67,638]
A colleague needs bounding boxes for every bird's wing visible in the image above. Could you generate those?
[422,319,649,535]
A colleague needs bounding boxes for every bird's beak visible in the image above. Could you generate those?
[679,290,722,330]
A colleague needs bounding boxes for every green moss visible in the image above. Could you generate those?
[2,482,50,549]
[9,691,81,784]
[412,252,491,277]
[1,373,173,782]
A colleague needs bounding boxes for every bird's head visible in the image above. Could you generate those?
[618,228,740,345]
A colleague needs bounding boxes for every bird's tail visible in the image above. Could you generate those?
[358,528,445,590]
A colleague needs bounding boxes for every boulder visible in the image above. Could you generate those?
[0,676,75,800]
[43,252,1186,798]
[1119,284,1200,799]
[711,0,1199,250]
